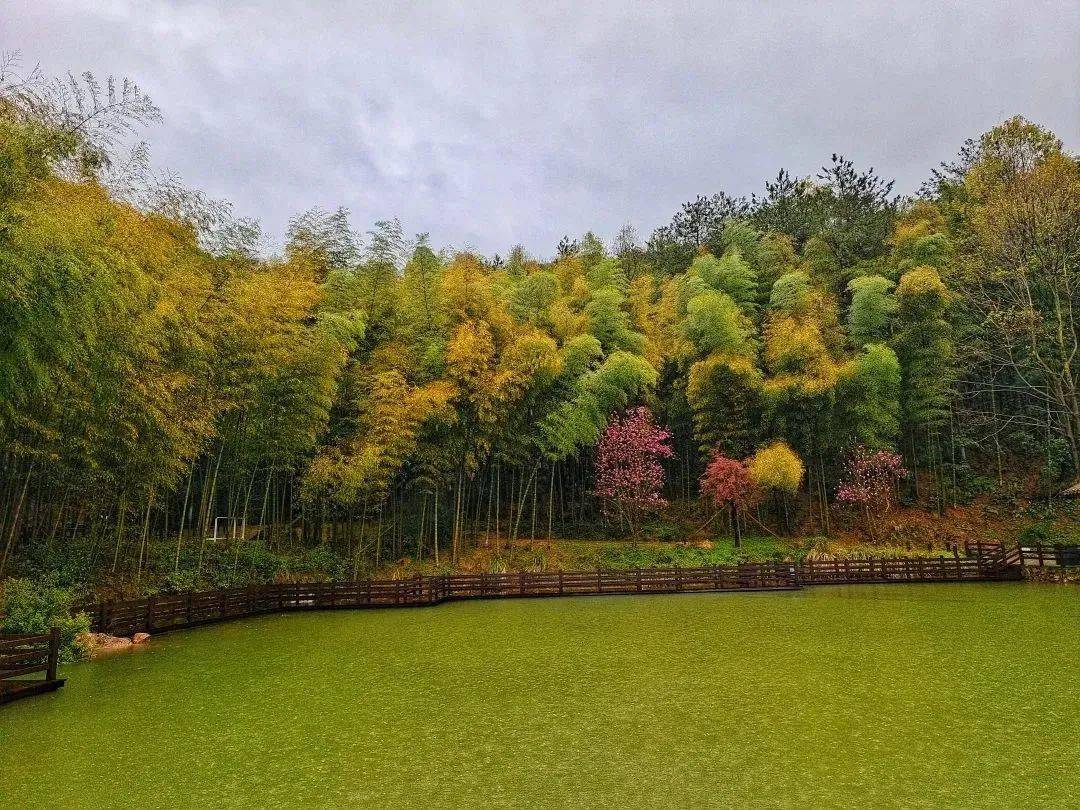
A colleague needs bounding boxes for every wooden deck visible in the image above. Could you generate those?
[0,629,64,706]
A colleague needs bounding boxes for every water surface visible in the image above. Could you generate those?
[2,583,1078,808]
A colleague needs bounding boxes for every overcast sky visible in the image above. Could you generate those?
[5,1,1079,257]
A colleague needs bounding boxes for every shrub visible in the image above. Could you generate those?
[835,445,908,542]
[1,578,91,662]
[1018,521,1080,547]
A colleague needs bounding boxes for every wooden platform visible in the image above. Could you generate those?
[1,630,63,706]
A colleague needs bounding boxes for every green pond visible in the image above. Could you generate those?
[2,583,1079,808]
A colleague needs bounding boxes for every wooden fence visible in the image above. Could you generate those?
[69,555,1024,638]
[75,563,799,636]
[962,540,1080,568]
[0,629,63,705]
[799,555,1016,584]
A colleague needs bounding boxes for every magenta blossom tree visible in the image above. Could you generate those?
[835,445,908,542]
[595,407,674,538]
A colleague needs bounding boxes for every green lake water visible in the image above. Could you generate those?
[2,583,1078,808]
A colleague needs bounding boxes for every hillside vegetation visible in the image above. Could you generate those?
[2,61,1078,597]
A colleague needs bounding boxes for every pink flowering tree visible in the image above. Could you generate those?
[835,445,908,542]
[699,451,758,547]
[595,407,674,538]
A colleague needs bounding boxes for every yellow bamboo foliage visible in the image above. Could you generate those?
[305,370,455,503]
[747,441,804,494]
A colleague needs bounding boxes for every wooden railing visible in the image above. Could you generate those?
[68,554,1027,638]
[0,629,63,705]
[963,540,1080,568]
[74,563,800,636]
[1016,543,1080,567]
[799,555,1016,584]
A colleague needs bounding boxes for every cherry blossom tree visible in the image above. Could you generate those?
[835,445,908,542]
[595,407,674,538]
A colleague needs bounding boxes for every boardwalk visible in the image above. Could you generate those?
[73,555,1017,638]
[0,629,64,705]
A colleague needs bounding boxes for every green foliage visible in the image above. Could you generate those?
[687,356,762,457]
[1,579,91,662]
[769,271,812,314]
[1017,520,1080,547]
[540,351,657,459]
[585,286,645,354]
[846,275,896,346]
[1,68,1075,589]
[892,266,953,429]
[836,344,902,449]
[589,537,792,568]
[682,290,751,356]
[511,271,559,324]
[691,251,758,313]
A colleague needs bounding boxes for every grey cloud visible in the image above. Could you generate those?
[4,0,1078,257]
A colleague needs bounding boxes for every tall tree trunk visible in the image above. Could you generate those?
[137,488,155,583]
[111,491,128,574]
[0,458,35,577]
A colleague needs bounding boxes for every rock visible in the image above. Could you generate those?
[78,632,133,658]
[132,632,151,644]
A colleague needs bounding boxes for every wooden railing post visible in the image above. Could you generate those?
[46,626,60,682]
[145,594,155,632]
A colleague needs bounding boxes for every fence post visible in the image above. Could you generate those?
[46,626,60,682]
[145,594,155,633]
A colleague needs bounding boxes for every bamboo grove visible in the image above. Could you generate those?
[2,64,1078,585]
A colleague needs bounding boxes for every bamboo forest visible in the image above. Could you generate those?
[2,61,1079,603]
[3,4,1080,803]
